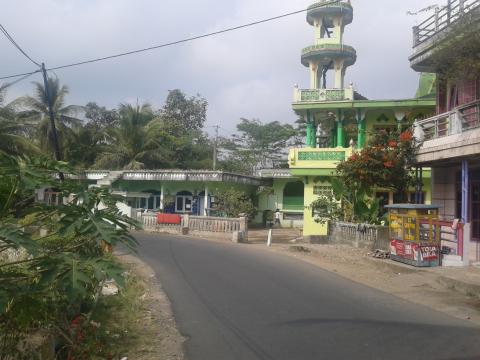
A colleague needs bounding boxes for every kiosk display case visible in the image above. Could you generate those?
[385,204,441,267]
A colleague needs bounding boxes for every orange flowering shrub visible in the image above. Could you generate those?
[337,129,419,197]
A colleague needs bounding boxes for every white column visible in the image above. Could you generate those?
[204,186,209,216]
[314,18,322,43]
[310,61,319,89]
[160,184,165,210]
[333,16,343,42]
[334,59,345,89]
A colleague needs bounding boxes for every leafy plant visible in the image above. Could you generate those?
[220,118,297,175]
[212,188,257,219]
[0,153,139,358]
[310,130,417,225]
[337,129,418,200]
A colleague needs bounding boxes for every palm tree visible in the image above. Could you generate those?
[0,88,39,156]
[16,78,83,159]
[94,103,171,170]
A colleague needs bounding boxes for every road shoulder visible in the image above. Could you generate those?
[115,252,186,360]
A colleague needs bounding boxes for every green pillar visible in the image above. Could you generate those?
[357,110,366,149]
[336,109,344,148]
[305,110,315,147]
[306,123,312,147]
[331,127,336,148]
[307,122,316,147]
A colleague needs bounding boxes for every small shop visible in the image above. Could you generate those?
[386,204,441,267]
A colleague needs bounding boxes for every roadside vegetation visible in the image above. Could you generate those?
[1,81,299,175]
[311,129,418,224]
[0,152,141,358]
[0,76,299,357]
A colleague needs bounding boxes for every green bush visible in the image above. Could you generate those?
[0,154,139,358]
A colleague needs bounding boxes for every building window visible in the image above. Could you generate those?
[176,191,193,213]
[283,213,304,221]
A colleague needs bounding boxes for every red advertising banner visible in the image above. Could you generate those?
[390,240,419,261]
[419,245,439,261]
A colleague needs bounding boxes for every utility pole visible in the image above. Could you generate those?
[213,125,219,171]
[41,63,64,180]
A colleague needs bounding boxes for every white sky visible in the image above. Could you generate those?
[1,0,438,134]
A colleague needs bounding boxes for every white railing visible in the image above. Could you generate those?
[135,213,248,238]
[415,100,480,140]
[256,168,292,178]
[413,0,480,46]
[188,216,243,233]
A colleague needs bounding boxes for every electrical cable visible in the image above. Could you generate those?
[0,0,342,79]
[0,70,41,81]
[0,71,40,92]
[0,23,41,67]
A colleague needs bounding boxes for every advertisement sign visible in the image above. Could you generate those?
[419,245,439,261]
[390,240,419,261]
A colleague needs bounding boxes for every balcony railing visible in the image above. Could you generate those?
[256,168,292,178]
[413,0,480,46]
[293,87,354,103]
[415,100,480,141]
[288,147,353,169]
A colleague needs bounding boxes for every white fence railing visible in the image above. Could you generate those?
[136,213,248,239]
[415,100,480,141]
[188,216,242,233]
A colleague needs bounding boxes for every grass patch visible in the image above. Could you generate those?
[67,268,160,359]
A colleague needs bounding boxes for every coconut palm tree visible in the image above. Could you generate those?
[16,78,83,159]
[0,88,39,156]
[94,102,171,170]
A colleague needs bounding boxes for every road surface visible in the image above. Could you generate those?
[135,232,480,360]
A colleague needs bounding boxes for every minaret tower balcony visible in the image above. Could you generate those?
[301,44,356,69]
[297,0,357,100]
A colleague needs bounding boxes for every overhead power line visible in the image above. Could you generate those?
[0,71,39,92]
[0,70,40,81]
[0,0,341,80]
[0,23,41,67]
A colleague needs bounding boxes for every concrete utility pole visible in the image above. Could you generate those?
[213,125,219,170]
[41,63,64,180]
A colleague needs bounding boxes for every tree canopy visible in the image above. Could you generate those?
[219,118,297,174]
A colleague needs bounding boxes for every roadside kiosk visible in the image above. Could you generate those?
[385,204,441,267]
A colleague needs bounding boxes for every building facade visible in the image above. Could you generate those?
[287,0,436,240]
[410,0,480,264]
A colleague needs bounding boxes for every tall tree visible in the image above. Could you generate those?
[65,103,120,168]
[84,102,119,130]
[158,89,208,134]
[16,78,83,159]
[94,103,168,170]
[0,89,39,156]
[221,118,296,174]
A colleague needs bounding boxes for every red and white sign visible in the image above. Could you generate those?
[419,245,438,261]
[390,240,420,261]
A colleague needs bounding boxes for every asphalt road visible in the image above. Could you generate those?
[135,232,480,360]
